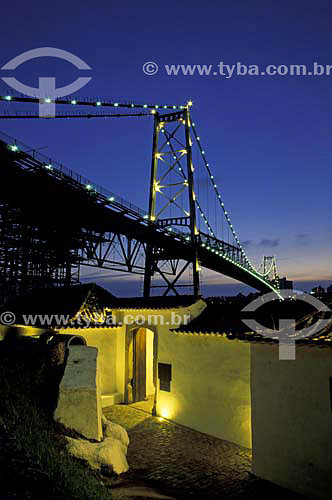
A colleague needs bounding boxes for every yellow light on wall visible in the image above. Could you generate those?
[159,406,170,419]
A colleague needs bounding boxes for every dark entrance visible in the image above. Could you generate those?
[132,328,147,402]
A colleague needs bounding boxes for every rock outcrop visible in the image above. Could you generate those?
[66,414,129,474]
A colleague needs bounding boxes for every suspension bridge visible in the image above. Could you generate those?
[0,93,281,304]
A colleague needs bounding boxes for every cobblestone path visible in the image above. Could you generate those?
[104,404,305,500]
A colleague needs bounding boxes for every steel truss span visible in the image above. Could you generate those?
[0,139,280,304]
[0,95,281,302]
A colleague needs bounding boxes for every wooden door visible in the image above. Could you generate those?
[133,328,146,402]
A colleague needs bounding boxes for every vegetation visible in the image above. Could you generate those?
[0,331,111,500]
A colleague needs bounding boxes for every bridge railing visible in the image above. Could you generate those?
[197,231,271,283]
[0,130,146,219]
[0,130,273,286]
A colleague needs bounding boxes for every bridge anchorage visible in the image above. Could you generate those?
[0,94,282,302]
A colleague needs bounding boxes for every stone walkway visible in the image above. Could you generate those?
[104,404,305,500]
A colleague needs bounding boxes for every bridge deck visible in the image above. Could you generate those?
[0,137,279,297]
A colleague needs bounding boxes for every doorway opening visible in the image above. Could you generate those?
[127,327,156,413]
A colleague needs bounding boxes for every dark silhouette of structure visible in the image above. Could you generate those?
[0,96,281,305]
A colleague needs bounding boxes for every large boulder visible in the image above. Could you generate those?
[102,414,129,447]
[66,435,129,475]
[54,346,102,441]
[67,416,129,475]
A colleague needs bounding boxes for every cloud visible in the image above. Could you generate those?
[295,233,310,246]
[259,238,280,248]
[241,240,252,248]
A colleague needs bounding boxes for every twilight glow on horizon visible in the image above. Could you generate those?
[0,0,331,295]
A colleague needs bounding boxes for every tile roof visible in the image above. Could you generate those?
[293,297,332,346]
[172,302,265,341]
[2,283,118,329]
[172,299,332,347]
[2,284,198,328]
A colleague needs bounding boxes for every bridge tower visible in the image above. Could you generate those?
[143,106,200,297]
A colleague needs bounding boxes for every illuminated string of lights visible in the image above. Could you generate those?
[156,113,280,291]
[160,133,217,238]
[0,112,151,119]
[189,118,256,269]
[5,137,281,296]
[195,199,216,237]
[0,93,184,110]
[189,118,280,289]
[157,120,280,292]
[258,257,278,278]
[1,96,280,294]
[3,137,143,218]
[166,152,216,237]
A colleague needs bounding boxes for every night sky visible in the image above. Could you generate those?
[0,0,331,296]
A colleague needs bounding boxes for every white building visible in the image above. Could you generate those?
[2,283,332,500]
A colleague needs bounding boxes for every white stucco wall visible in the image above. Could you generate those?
[251,343,332,500]
[59,327,126,400]
[115,299,206,406]
[1,323,127,406]
[157,332,252,448]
